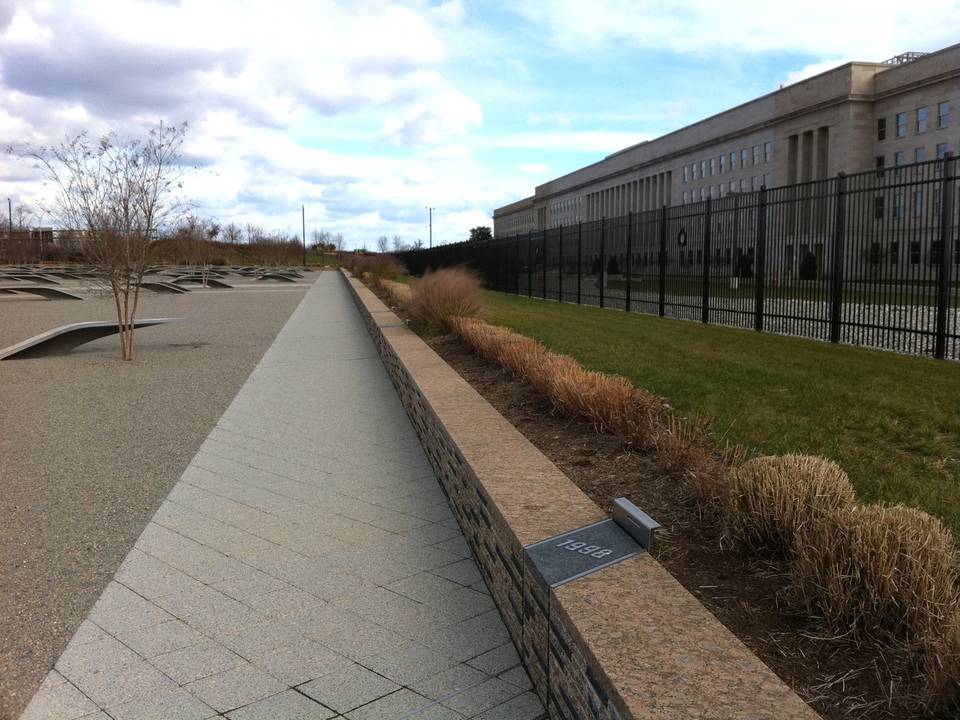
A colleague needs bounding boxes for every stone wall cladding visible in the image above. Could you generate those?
[340,270,819,720]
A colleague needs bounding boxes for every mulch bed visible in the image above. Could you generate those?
[364,278,938,719]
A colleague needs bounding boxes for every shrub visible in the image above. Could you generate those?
[727,455,855,557]
[791,504,958,646]
[348,254,406,282]
[407,266,484,334]
[380,279,411,307]
[926,611,960,712]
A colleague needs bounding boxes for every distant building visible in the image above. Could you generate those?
[493,44,960,236]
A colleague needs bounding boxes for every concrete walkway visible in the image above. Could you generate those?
[20,272,543,720]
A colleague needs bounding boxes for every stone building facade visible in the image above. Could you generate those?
[493,44,960,237]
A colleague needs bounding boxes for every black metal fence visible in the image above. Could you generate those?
[398,155,960,361]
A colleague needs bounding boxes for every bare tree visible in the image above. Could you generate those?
[391,234,406,253]
[222,222,242,245]
[175,214,220,285]
[376,235,389,253]
[28,122,188,360]
[12,202,34,230]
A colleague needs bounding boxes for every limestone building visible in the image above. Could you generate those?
[493,44,960,237]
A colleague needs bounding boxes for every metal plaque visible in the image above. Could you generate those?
[525,518,643,590]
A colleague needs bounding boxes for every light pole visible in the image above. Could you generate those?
[301,204,306,267]
[426,206,434,248]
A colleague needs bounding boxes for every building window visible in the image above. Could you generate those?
[915,190,924,217]
[711,185,718,199]
[896,112,907,137]
[729,180,736,193]
[720,154,726,173]
[877,117,886,141]
[874,196,884,220]
[751,175,760,191]
[910,241,921,264]
[869,242,882,265]
[682,166,688,183]
[764,142,773,162]
[692,163,698,180]
[894,191,903,218]
[710,157,717,176]
[939,101,950,129]
[875,155,885,176]
[937,142,949,159]
[931,241,943,265]
[916,146,927,163]
[894,150,905,166]
[741,148,748,167]
[740,178,748,192]
[763,173,770,188]
[752,144,762,165]
[682,190,689,204]
[917,107,928,134]
[730,151,737,170]
[890,242,898,265]
[700,160,707,178]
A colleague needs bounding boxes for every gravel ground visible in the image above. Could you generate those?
[0,274,316,720]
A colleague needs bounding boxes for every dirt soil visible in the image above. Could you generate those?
[421,328,939,720]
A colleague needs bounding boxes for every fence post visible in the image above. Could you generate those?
[935,153,956,359]
[515,233,520,295]
[658,205,667,317]
[558,224,563,303]
[754,187,768,332]
[527,231,533,298]
[577,221,582,305]
[542,228,548,300]
[625,211,633,313]
[600,217,606,308]
[829,173,847,344]
[702,198,712,324]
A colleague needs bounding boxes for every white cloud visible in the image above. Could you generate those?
[381,90,482,146]
[492,131,651,153]
[782,58,850,86]
[513,0,960,59]
[519,163,550,174]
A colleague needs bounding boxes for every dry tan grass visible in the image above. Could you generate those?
[379,279,411,307]
[792,504,957,648]
[925,610,960,712]
[727,455,855,557]
[449,317,739,506]
[406,267,485,334]
[448,315,960,703]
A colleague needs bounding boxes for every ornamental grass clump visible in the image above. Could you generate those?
[407,267,484,333]
[925,611,960,712]
[727,455,855,557]
[380,279,411,307]
[791,504,958,648]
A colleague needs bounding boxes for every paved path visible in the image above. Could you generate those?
[19,272,543,720]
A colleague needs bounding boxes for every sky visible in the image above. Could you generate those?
[1,1,958,249]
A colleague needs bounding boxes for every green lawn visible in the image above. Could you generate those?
[483,291,960,534]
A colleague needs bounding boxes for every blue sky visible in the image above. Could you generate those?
[1,0,957,248]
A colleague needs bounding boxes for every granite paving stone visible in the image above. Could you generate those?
[16,273,538,720]
[225,690,336,720]
[297,664,400,714]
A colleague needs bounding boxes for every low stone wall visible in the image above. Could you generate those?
[341,270,818,720]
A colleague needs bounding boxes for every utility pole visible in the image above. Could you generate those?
[301,204,306,267]
[5,198,10,263]
[426,206,434,248]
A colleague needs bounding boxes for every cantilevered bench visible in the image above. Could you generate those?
[9,287,83,300]
[256,273,297,282]
[171,276,233,288]
[140,282,190,294]
[0,318,183,360]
